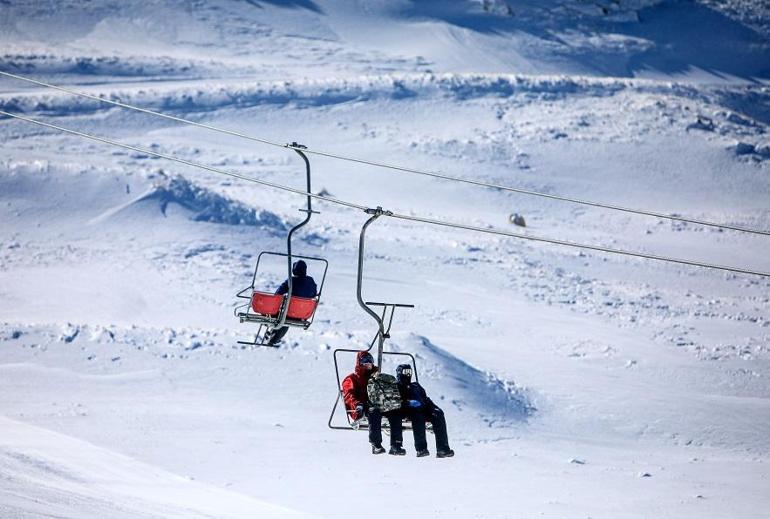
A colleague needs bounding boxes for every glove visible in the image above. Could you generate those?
[407,399,422,408]
[355,404,365,418]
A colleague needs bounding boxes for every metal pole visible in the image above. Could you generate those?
[278,144,313,327]
[356,207,392,369]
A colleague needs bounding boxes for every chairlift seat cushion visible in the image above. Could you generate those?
[250,291,318,321]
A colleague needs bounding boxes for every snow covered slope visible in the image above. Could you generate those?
[1,1,769,518]
[0,416,311,518]
[1,0,768,81]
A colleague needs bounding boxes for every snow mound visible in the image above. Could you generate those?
[392,334,535,426]
[138,174,288,230]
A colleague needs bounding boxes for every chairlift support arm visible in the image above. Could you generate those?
[356,207,395,368]
[328,206,418,431]
[279,143,317,328]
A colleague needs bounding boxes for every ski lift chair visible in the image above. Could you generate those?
[328,350,432,433]
[328,302,421,431]
[327,207,431,434]
[235,251,328,347]
[234,143,328,347]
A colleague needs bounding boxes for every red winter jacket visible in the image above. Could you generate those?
[342,351,377,420]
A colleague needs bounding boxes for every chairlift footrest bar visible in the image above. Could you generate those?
[236,339,280,348]
[238,314,312,328]
[365,301,415,309]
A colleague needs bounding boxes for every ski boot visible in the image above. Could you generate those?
[436,449,455,458]
[389,443,406,456]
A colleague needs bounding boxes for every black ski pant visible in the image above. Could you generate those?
[367,408,403,447]
[406,406,450,452]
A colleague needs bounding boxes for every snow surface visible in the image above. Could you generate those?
[1,1,770,517]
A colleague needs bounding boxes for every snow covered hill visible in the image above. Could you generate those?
[1,0,769,81]
[1,1,769,518]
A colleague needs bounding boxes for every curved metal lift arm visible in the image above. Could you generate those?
[235,143,322,347]
[328,207,421,431]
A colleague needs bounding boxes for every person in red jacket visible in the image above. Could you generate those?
[342,351,404,455]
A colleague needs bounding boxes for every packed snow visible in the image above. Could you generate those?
[1,1,769,517]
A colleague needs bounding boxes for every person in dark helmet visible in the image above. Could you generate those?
[266,260,317,346]
[396,363,454,458]
[342,351,405,455]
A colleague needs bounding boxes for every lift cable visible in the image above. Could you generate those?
[0,70,285,149]
[0,110,366,211]
[2,70,768,238]
[1,109,768,278]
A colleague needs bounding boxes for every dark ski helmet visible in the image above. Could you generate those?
[292,260,307,277]
[359,352,374,366]
[396,364,413,384]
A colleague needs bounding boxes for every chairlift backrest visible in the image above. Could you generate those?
[249,291,319,321]
[251,292,282,315]
[286,297,317,321]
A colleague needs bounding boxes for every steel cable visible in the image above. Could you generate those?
[2,70,768,237]
[390,212,770,278]
[2,109,768,278]
[0,110,366,211]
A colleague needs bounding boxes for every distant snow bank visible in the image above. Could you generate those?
[476,0,664,22]
[2,72,751,116]
[0,53,232,78]
[476,0,769,32]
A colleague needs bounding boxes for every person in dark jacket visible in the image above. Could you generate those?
[342,351,405,455]
[396,363,454,458]
[266,260,317,346]
[275,260,317,299]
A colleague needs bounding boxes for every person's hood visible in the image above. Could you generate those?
[292,260,307,277]
[354,350,377,379]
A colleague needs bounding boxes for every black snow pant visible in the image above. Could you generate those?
[367,408,403,447]
[406,406,450,452]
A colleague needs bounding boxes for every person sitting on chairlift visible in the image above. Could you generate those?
[266,259,317,346]
[342,351,404,455]
[396,364,454,458]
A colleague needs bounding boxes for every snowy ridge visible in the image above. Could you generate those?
[0,53,235,78]
[3,73,768,114]
[140,174,289,230]
[397,334,534,425]
[2,73,767,159]
[0,73,636,114]
[476,0,665,22]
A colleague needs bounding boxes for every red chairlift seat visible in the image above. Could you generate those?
[250,291,282,316]
[286,296,318,321]
[250,291,318,322]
